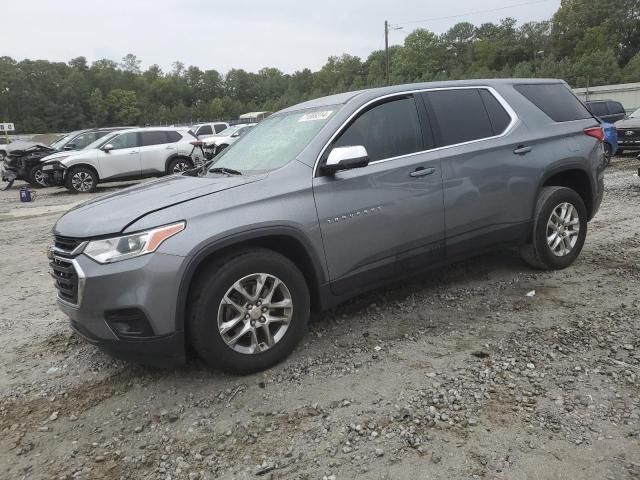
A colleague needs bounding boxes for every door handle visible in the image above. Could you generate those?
[129,150,138,154]
[513,145,533,155]
[166,146,175,149]
[410,167,436,177]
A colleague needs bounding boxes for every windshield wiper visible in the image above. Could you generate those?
[209,167,242,176]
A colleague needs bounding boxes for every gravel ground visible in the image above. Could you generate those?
[0,158,639,480]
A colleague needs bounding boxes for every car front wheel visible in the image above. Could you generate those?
[189,248,310,373]
[520,186,588,270]
[65,166,98,193]
[28,165,49,188]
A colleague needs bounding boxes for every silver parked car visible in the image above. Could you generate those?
[49,79,605,372]
[201,124,255,158]
[42,127,205,192]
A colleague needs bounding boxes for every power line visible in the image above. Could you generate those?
[394,0,557,27]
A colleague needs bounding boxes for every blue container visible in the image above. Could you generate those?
[20,186,35,202]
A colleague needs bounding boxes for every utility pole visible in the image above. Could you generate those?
[384,21,402,86]
[385,20,390,86]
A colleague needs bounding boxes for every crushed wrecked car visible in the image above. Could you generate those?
[1,141,55,189]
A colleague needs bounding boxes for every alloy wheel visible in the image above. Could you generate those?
[172,161,190,173]
[546,202,580,256]
[217,273,293,355]
[34,168,48,187]
[71,171,93,192]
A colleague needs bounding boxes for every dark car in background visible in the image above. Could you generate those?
[585,99,627,124]
[615,107,640,154]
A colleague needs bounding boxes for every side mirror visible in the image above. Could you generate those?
[231,132,240,137]
[321,145,369,174]
[102,143,114,152]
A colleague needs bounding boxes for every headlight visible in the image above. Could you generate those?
[84,222,185,264]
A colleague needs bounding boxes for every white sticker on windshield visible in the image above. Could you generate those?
[298,110,333,122]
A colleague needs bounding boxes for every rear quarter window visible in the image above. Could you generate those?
[166,131,183,143]
[479,89,512,135]
[515,83,593,122]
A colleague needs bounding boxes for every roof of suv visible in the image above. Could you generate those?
[280,78,567,113]
[111,126,192,133]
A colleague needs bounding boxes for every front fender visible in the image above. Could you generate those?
[173,225,328,334]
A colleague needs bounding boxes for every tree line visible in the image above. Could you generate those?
[1,0,639,133]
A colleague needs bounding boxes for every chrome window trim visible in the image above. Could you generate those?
[313,86,519,176]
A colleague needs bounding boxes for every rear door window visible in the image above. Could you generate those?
[141,131,168,146]
[214,124,227,133]
[332,96,423,162]
[423,89,494,147]
[166,131,183,143]
[515,83,593,122]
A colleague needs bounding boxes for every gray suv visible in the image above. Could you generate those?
[49,79,605,373]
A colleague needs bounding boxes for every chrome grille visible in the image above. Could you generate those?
[50,256,79,304]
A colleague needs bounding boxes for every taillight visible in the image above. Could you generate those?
[190,140,204,147]
[584,126,604,143]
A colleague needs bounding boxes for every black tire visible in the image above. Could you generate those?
[65,166,98,193]
[188,248,310,373]
[520,186,588,270]
[603,143,612,167]
[215,144,228,156]
[167,157,193,174]
[27,164,49,188]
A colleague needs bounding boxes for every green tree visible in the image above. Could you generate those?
[106,89,141,125]
[393,29,445,82]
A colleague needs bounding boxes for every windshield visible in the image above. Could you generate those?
[216,125,244,137]
[210,106,338,174]
[630,108,640,118]
[50,134,73,149]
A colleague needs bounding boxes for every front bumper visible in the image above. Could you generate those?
[54,251,188,367]
[617,139,640,150]
[42,163,66,186]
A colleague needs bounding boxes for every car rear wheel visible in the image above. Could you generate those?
[168,158,193,174]
[520,186,587,270]
[65,166,98,193]
[188,248,310,373]
[28,164,49,188]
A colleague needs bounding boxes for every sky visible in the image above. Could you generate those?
[4,0,562,74]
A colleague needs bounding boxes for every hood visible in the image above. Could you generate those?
[6,140,54,155]
[40,149,87,163]
[54,173,263,238]
[204,135,233,146]
[615,117,640,129]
